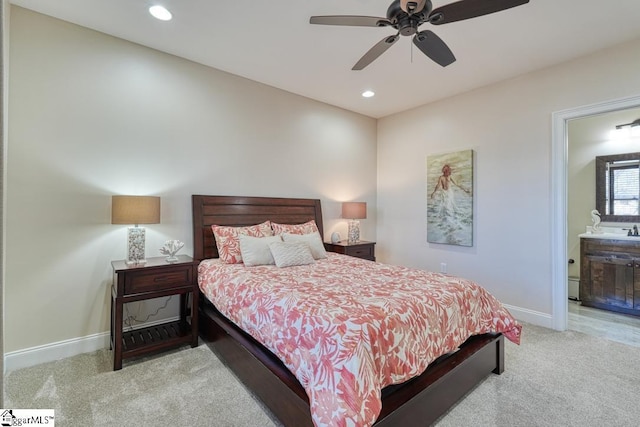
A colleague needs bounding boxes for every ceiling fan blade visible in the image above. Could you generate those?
[412,30,456,67]
[310,15,391,27]
[352,34,400,70]
[429,0,529,25]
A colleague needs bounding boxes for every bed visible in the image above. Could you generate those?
[192,194,520,426]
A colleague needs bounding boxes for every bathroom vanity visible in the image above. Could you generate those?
[580,234,640,317]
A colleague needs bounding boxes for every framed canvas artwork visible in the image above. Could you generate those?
[427,149,474,246]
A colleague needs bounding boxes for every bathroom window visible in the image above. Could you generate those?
[605,160,640,216]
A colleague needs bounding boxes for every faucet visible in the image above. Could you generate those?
[634,225,639,236]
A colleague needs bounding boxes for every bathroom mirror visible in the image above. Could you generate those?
[595,152,640,222]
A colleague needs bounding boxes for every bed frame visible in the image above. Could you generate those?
[192,194,504,426]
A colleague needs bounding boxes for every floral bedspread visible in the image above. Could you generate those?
[198,253,521,427]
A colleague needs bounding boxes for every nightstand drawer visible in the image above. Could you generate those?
[324,241,375,261]
[124,265,193,294]
[346,246,374,259]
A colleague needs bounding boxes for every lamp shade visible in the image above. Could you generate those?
[112,196,160,225]
[342,202,367,219]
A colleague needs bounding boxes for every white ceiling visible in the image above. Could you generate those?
[10,0,640,118]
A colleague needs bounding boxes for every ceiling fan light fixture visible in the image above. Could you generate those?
[362,90,375,98]
[149,5,172,21]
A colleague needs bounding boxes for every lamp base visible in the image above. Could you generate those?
[347,220,360,244]
[126,227,147,265]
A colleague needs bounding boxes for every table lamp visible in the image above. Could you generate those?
[112,195,160,264]
[342,202,366,244]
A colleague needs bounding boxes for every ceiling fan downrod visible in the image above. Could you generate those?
[400,0,428,14]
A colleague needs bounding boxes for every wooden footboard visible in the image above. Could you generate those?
[199,297,504,426]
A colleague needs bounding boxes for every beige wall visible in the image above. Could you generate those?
[6,7,377,353]
[567,108,640,278]
[377,38,640,318]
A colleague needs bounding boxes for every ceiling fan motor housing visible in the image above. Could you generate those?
[388,0,433,36]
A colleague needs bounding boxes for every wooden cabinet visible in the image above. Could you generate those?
[324,241,376,261]
[111,255,199,370]
[580,238,640,316]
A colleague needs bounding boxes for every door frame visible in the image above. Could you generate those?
[551,94,640,330]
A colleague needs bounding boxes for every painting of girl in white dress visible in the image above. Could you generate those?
[427,149,473,246]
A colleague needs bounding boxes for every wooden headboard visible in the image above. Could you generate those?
[192,195,324,262]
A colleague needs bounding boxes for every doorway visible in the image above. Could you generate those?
[551,94,640,332]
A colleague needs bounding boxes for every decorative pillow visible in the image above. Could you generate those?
[282,232,327,260]
[271,220,319,236]
[239,235,282,266]
[268,241,315,268]
[212,221,273,264]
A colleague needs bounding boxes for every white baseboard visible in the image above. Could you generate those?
[4,316,179,373]
[504,303,555,330]
[4,332,111,373]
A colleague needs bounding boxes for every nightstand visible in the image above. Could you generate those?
[324,240,376,261]
[111,255,199,370]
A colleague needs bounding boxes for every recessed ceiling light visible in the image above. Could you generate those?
[149,5,172,21]
[362,90,375,98]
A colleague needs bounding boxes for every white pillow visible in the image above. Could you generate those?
[268,241,315,268]
[238,235,282,266]
[282,232,327,260]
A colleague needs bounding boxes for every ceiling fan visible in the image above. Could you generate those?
[310,0,530,70]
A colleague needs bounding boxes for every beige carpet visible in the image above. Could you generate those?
[5,324,640,426]
[4,343,277,426]
[436,323,640,426]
